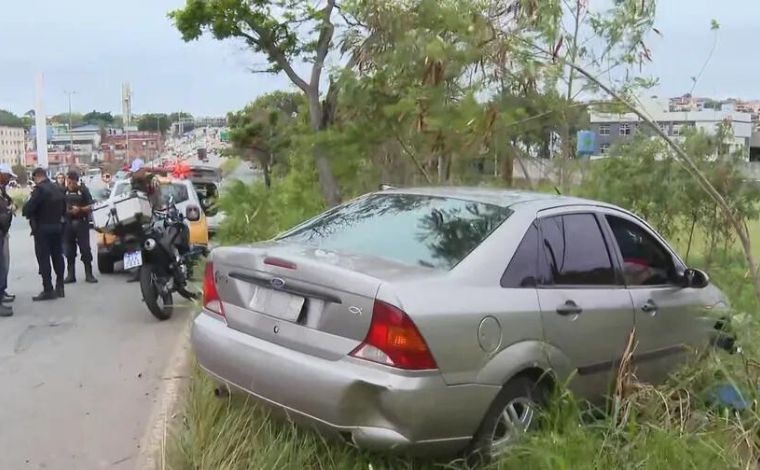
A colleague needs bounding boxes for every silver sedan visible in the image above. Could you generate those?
[192,187,727,461]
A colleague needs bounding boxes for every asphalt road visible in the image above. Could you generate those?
[224,160,258,186]
[0,219,192,469]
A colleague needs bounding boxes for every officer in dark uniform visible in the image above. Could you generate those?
[63,171,98,284]
[22,168,66,301]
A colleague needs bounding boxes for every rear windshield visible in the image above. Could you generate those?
[279,193,512,269]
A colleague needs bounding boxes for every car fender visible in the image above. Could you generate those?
[475,340,575,387]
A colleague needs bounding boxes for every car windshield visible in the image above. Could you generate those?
[279,193,512,269]
[113,182,190,205]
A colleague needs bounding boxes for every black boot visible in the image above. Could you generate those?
[55,279,65,298]
[64,262,76,284]
[33,290,57,302]
[0,304,12,317]
[84,263,98,283]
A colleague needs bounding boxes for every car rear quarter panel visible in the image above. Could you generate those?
[386,282,546,386]
[380,207,554,386]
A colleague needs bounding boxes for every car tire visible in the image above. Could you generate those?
[97,253,115,274]
[466,375,546,466]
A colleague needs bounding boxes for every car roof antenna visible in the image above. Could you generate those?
[554,186,562,195]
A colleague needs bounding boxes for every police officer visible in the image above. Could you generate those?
[22,168,66,301]
[63,171,98,284]
[0,164,15,317]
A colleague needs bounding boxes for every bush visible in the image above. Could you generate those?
[220,157,242,177]
[216,154,324,245]
[582,132,760,264]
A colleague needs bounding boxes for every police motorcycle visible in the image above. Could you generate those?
[92,189,207,321]
[136,196,207,320]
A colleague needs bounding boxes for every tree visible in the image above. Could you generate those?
[12,164,28,186]
[0,110,24,128]
[170,0,346,206]
[228,91,305,188]
[51,112,84,128]
[168,112,193,123]
[527,7,760,307]
[137,113,171,134]
[83,111,114,126]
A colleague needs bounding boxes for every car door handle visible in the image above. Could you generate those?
[641,299,658,315]
[556,300,583,316]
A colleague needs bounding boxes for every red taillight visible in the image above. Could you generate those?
[350,301,437,370]
[203,262,224,316]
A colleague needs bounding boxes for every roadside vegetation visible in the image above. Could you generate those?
[219,157,242,178]
[163,0,760,469]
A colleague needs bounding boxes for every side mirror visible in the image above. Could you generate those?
[680,268,709,289]
[186,205,201,222]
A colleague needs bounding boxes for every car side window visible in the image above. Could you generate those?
[605,215,675,286]
[539,214,616,286]
[501,222,539,288]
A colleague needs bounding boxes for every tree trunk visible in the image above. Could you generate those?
[262,161,271,189]
[500,148,514,186]
[307,88,341,207]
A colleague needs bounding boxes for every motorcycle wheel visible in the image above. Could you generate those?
[140,263,174,321]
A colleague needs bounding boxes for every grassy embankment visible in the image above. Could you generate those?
[165,207,760,470]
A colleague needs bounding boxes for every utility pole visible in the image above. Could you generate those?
[35,74,48,170]
[122,83,132,165]
[155,115,161,164]
[64,90,76,167]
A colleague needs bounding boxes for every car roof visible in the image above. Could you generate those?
[378,186,620,212]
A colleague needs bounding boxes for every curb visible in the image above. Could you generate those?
[133,315,194,470]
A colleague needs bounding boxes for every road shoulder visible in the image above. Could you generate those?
[133,315,194,470]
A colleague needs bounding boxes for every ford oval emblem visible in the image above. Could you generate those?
[270,277,285,290]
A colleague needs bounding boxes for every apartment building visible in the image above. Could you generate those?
[0,126,25,166]
[589,97,753,159]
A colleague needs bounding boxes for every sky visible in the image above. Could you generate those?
[0,0,757,117]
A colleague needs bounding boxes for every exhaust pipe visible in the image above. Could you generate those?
[213,386,230,398]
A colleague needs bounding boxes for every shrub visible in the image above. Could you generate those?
[216,154,324,245]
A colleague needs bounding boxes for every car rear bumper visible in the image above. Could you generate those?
[192,312,499,457]
[97,236,128,258]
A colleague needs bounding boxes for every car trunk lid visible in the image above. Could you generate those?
[211,242,433,360]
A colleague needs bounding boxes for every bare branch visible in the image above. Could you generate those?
[235,26,310,93]
[395,136,433,184]
[310,0,337,91]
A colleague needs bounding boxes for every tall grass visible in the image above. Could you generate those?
[166,181,760,469]
[167,366,430,470]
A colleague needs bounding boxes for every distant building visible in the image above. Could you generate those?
[47,124,103,163]
[25,150,75,168]
[102,131,164,163]
[589,96,752,159]
[0,126,25,166]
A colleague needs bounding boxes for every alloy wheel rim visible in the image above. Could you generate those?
[490,397,534,456]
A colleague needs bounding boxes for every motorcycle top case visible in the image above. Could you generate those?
[92,193,152,233]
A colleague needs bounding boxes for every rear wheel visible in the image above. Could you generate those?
[467,376,545,465]
[139,263,174,321]
[97,253,114,274]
